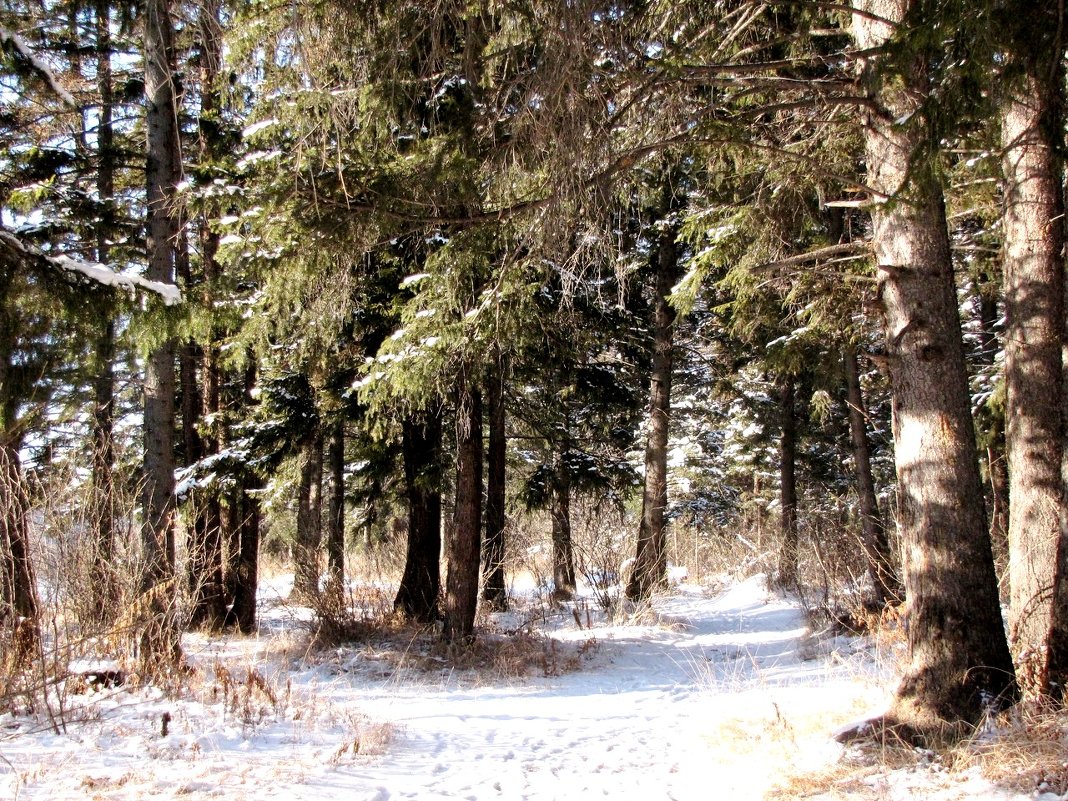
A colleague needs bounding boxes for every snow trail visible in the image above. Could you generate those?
[0,576,892,800]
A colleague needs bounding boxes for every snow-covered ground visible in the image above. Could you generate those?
[0,574,1060,800]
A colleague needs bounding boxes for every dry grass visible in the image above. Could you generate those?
[318,616,600,685]
[954,704,1068,796]
[769,702,1068,801]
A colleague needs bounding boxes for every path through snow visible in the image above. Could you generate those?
[0,575,1025,801]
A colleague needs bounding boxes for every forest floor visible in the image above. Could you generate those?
[1,572,1065,801]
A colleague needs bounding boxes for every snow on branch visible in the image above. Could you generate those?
[0,26,78,108]
[0,228,182,305]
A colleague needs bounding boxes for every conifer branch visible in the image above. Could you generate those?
[754,241,871,272]
[0,228,181,304]
[0,26,78,108]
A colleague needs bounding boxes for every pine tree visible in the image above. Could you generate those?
[851,0,1016,733]
[140,0,182,669]
[994,0,1068,699]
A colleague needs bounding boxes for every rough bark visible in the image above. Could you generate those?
[1000,38,1067,698]
[852,0,1017,732]
[844,347,899,603]
[550,447,576,602]
[777,377,799,589]
[626,215,680,602]
[225,363,261,634]
[140,0,181,670]
[394,407,443,622]
[442,371,483,642]
[325,420,346,591]
[224,485,261,635]
[482,366,508,611]
[89,0,118,621]
[292,432,324,601]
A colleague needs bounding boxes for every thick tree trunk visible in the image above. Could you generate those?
[292,432,324,601]
[777,377,799,589]
[844,348,899,603]
[442,371,483,642]
[140,0,181,670]
[852,0,1016,733]
[395,407,443,622]
[482,367,508,611]
[550,447,576,602]
[325,420,346,592]
[626,216,680,602]
[1000,46,1067,699]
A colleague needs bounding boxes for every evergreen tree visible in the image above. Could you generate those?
[850,0,1016,733]
[140,0,182,669]
[994,0,1068,698]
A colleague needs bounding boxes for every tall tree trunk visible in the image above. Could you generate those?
[626,214,680,601]
[325,420,345,592]
[226,361,261,634]
[177,13,223,627]
[777,377,799,589]
[140,0,181,670]
[482,365,507,611]
[443,370,483,642]
[852,0,1016,733]
[395,406,443,622]
[292,432,324,601]
[550,445,576,602]
[1000,27,1067,698]
[844,348,899,603]
[89,0,118,621]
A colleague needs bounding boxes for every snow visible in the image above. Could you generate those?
[0,229,181,305]
[0,575,1056,801]
[50,254,182,305]
[242,119,281,138]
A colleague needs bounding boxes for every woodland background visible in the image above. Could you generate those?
[1,0,1066,744]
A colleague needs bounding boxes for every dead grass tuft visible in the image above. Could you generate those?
[329,713,395,761]
[772,704,1068,800]
[954,704,1068,796]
